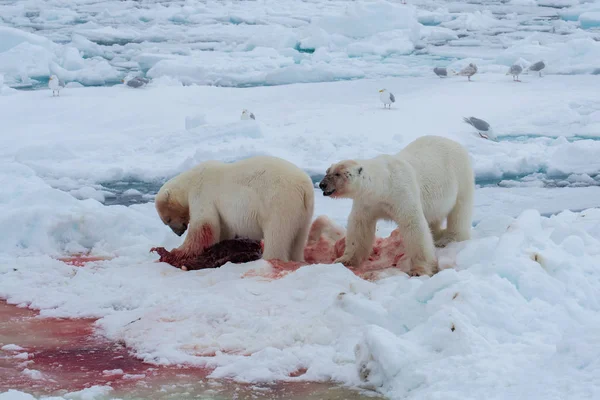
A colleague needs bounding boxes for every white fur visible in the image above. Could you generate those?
[325,135,474,276]
[156,156,314,262]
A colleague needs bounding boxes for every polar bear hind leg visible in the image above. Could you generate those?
[429,220,446,247]
[434,186,474,248]
[261,230,290,261]
[290,219,311,262]
[289,190,315,262]
[447,192,474,241]
[262,213,307,262]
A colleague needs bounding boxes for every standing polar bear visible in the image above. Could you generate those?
[319,135,474,276]
[155,156,314,262]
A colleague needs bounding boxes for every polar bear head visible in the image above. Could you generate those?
[319,160,363,198]
[155,187,190,236]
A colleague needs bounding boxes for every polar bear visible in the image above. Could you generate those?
[155,156,314,262]
[318,135,474,276]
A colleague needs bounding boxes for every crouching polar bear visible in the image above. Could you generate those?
[319,135,474,276]
[155,156,314,262]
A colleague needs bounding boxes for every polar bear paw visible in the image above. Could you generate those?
[408,260,438,277]
[334,255,361,269]
[433,230,455,248]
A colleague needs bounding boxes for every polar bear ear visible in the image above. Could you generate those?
[163,189,171,201]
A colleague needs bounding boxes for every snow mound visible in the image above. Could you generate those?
[2,149,600,399]
[0,26,119,87]
[0,163,178,257]
[579,12,600,29]
[312,2,420,40]
[185,114,207,131]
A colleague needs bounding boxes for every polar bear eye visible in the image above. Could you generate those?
[335,173,341,177]
[167,218,172,224]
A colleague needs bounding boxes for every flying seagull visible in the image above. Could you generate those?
[463,116,497,141]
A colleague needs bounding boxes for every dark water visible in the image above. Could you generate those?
[98,179,164,206]
[86,171,600,207]
[53,134,600,207]
[498,134,600,143]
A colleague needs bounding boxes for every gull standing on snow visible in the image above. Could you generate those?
[527,61,546,77]
[433,67,454,78]
[463,116,497,141]
[122,76,150,88]
[456,63,478,81]
[379,89,395,109]
[241,109,255,120]
[48,75,64,96]
[507,64,523,82]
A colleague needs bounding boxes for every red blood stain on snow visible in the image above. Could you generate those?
[0,301,210,394]
[288,367,308,378]
[148,215,408,280]
[247,259,306,280]
[243,216,408,281]
[302,216,407,275]
[57,254,112,267]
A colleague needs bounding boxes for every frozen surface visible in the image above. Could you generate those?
[2,0,600,396]
[2,76,600,193]
[1,72,600,399]
[2,162,600,399]
[1,0,600,88]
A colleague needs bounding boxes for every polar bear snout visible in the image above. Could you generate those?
[319,179,336,196]
[320,160,361,197]
[170,222,188,236]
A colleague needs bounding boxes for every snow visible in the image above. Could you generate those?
[1,0,600,88]
[21,369,44,381]
[2,74,600,399]
[579,12,600,29]
[2,0,600,399]
[0,387,112,400]
[1,344,24,351]
[101,369,123,376]
[2,76,600,190]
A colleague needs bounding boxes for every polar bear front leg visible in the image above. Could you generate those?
[172,206,221,260]
[334,206,376,268]
[396,210,438,277]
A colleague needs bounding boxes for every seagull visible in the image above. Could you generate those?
[463,117,497,141]
[48,75,64,96]
[379,89,395,109]
[507,64,523,82]
[456,63,478,81]
[433,67,454,78]
[122,76,150,88]
[241,109,255,120]
[527,61,545,77]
